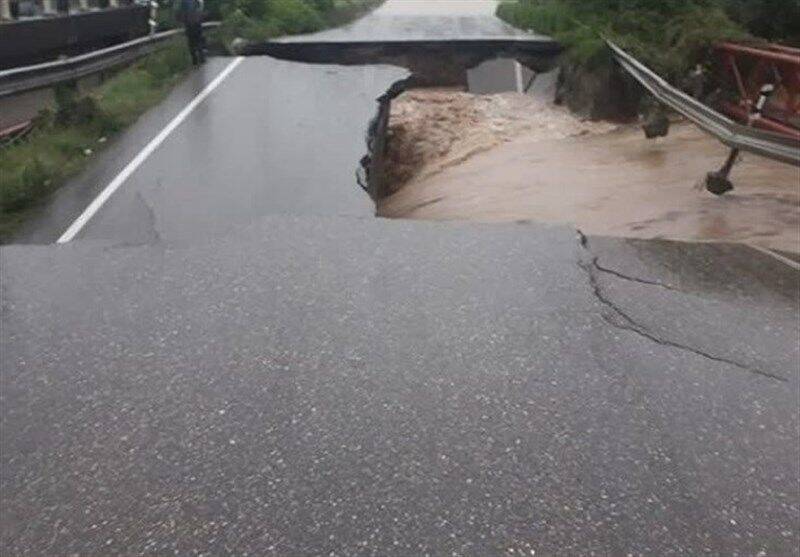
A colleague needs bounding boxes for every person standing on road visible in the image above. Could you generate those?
[176,0,206,66]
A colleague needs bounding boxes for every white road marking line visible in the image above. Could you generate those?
[57,56,245,244]
[747,244,800,271]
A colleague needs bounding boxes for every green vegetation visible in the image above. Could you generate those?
[148,0,383,48]
[724,0,800,43]
[496,0,798,119]
[498,0,798,79]
[0,0,384,241]
[218,0,384,47]
[497,0,759,80]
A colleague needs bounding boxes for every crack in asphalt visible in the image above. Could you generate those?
[592,259,679,291]
[575,230,786,382]
[136,191,162,246]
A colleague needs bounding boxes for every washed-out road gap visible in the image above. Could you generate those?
[1,1,798,555]
[21,0,549,246]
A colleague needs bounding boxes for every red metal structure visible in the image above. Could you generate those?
[716,42,800,140]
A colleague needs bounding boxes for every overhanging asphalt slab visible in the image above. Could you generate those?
[246,1,561,70]
[276,0,552,43]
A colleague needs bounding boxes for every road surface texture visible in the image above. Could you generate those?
[2,1,799,555]
[10,58,408,245]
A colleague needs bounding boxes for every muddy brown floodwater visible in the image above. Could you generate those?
[379,94,800,254]
[382,89,616,196]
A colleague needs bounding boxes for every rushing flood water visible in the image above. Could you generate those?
[379,122,800,254]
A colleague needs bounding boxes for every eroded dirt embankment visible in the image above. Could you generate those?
[382,89,616,195]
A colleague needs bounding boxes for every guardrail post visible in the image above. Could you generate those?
[0,0,11,20]
[149,0,158,35]
[41,0,58,15]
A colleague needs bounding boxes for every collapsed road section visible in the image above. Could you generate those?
[243,39,561,87]
[8,0,561,246]
[234,0,563,203]
[11,44,560,245]
[244,41,561,202]
[2,1,798,555]
[238,1,561,87]
[249,0,560,66]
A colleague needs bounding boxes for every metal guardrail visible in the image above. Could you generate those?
[0,6,150,70]
[609,40,800,167]
[0,21,220,99]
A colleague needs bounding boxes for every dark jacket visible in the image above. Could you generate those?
[175,0,203,26]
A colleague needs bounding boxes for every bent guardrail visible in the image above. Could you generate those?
[0,22,220,99]
[608,40,800,168]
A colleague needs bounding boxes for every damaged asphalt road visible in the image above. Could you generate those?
[577,232,794,382]
[579,233,799,382]
[1,0,799,554]
[2,218,798,555]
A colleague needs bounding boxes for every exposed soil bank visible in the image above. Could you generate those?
[379,120,800,254]
[556,59,642,120]
[382,88,615,195]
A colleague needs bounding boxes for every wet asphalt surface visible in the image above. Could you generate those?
[2,1,799,555]
[277,0,550,43]
[10,58,408,245]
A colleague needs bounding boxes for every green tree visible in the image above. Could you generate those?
[722,0,800,42]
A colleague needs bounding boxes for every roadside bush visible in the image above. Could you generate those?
[309,0,334,12]
[12,158,48,210]
[0,154,50,212]
[498,0,749,81]
[497,0,759,119]
[723,0,800,43]
[54,85,110,130]
[265,0,325,34]
[219,7,280,43]
[142,43,192,81]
